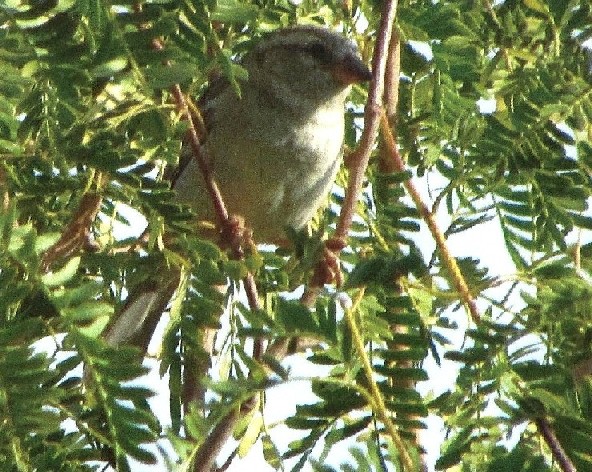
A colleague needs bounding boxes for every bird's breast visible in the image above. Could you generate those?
[178,95,346,242]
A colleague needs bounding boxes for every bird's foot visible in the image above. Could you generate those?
[219,215,255,258]
[310,237,346,288]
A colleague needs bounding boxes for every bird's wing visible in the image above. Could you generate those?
[169,74,231,188]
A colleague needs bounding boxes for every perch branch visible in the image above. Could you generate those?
[302,0,399,306]
[151,38,229,226]
[150,35,264,471]
[333,0,397,241]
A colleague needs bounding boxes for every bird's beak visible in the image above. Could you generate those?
[332,54,372,85]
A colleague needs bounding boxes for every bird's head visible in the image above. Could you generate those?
[243,26,372,106]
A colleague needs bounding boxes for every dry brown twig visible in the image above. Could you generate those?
[41,186,103,272]
[0,169,102,272]
[300,0,398,309]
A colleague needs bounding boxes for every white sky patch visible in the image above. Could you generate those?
[477,97,496,114]
[407,40,433,61]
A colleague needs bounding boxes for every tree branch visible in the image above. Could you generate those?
[192,409,240,472]
[332,0,397,242]
[41,186,102,272]
[379,112,480,323]
[302,0,399,305]
[149,34,265,472]
[534,417,576,472]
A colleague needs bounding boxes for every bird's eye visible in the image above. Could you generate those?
[306,42,332,64]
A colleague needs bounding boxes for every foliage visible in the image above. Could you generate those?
[1,0,592,470]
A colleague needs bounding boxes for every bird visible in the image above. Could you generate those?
[103,25,371,349]
[172,25,372,243]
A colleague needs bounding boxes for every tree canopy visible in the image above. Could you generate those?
[1,0,592,471]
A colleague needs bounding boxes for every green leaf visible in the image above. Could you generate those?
[42,257,81,287]
[211,0,259,22]
[325,417,372,448]
[276,298,320,336]
[92,57,128,78]
[262,432,282,469]
[146,63,200,89]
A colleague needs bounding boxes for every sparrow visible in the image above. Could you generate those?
[104,25,371,348]
[173,25,372,243]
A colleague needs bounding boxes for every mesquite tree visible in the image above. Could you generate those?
[1,0,592,471]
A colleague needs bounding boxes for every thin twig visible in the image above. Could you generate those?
[192,409,240,472]
[379,113,480,323]
[41,189,102,271]
[333,0,398,241]
[302,0,399,306]
[534,417,576,472]
[151,38,229,225]
[149,33,266,471]
[345,288,415,471]
[154,38,262,314]
[382,28,400,143]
